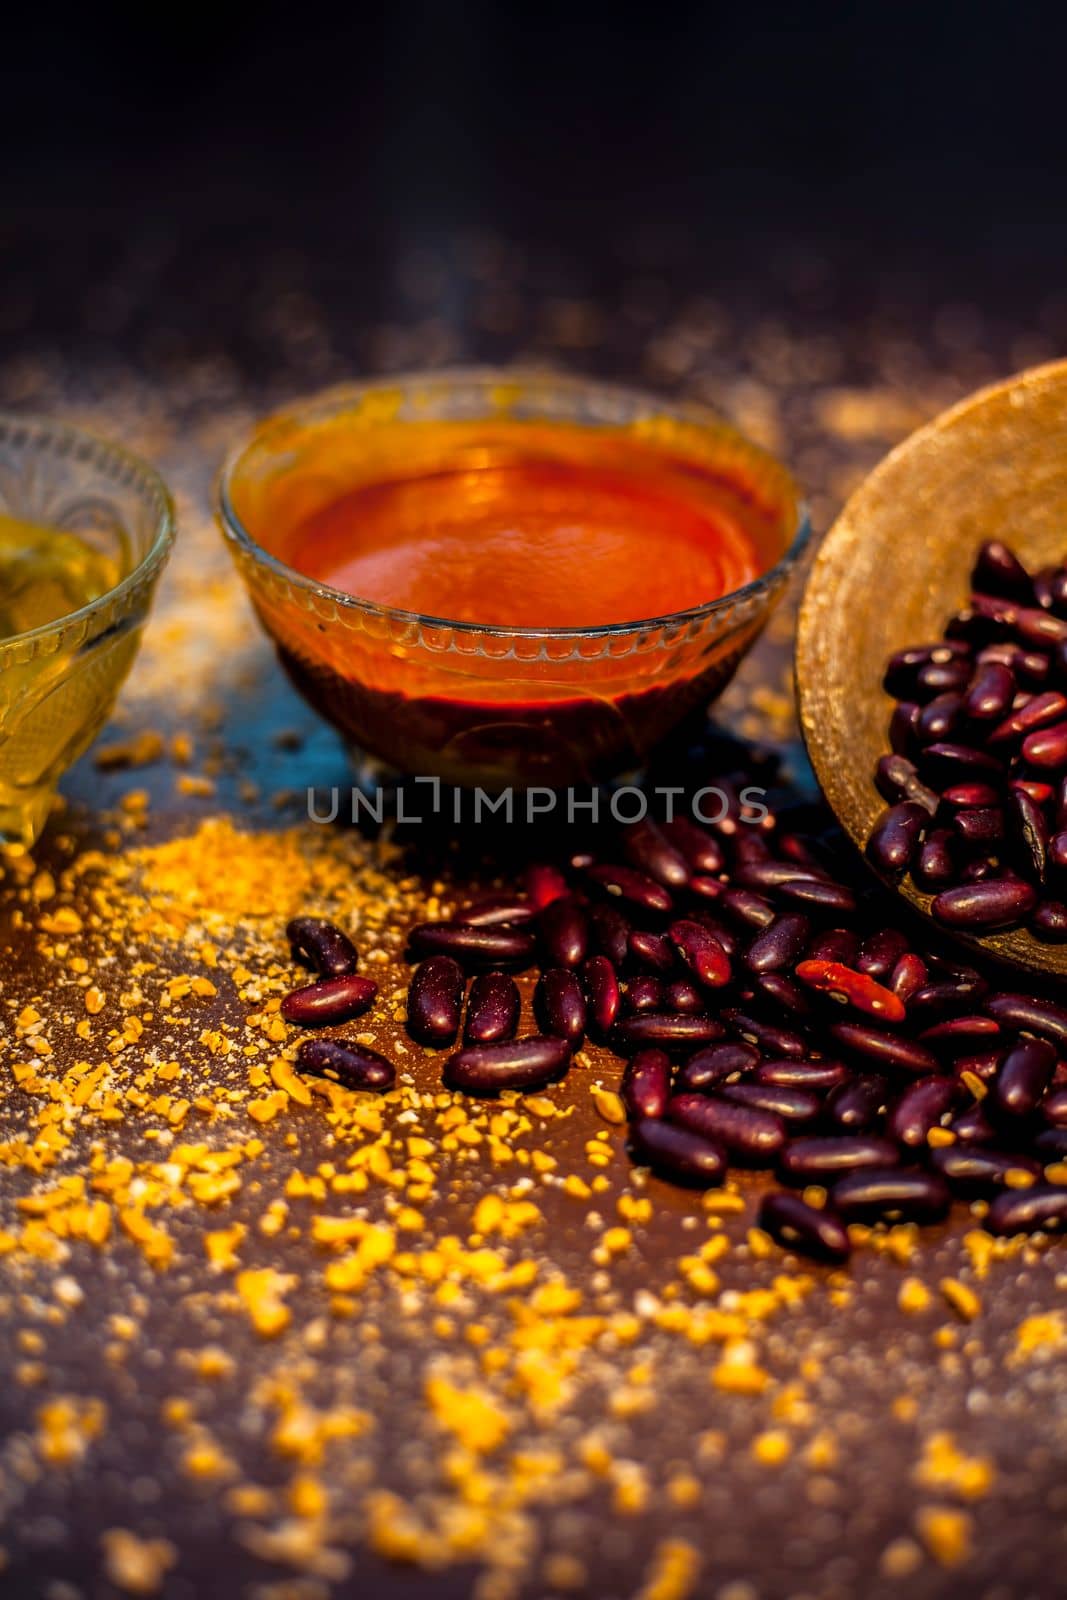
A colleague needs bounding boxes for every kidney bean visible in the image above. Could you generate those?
[687,874,726,902]
[988,689,1067,746]
[621,1049,672,1120]
[1007,788,1048,881]
[756,1059,850,1091]
[407,956,465,1046]
[586,862,673,915]
[1036,1127,1067,1161]
[826,1072,888,1131]
[959,856,999,883]
[540,894,590,968]
[1042,1087,1067,1126]
[914,828,959,889]
[985,991,1067,1047]
[986,1184,1067,1235]
[282,973,378,1026]
[884,644,945,696]
[662,815,725,874]
[794,960,905,1024]
[918,1015,1001,1052]
[590,902,629,968]
[525,863,568,909]
[917,691,964,744]
[950,1102,998,1143]
[534,969,587,1046]
[625,976,666,1013]
[1051,832,1067,872]
[611,1013,724,1052]
[1022,719,1067,768]
[951,806,1005,849]
[774,877,858,914]
[808,927,863,965]
[621,818,690,888]
[720,887,776,930]
[905,974,987,1018]
[918,658,972,696]
[931,878,1038,930]
[1015,606,1067,648]
[887,1075,959,1147]
[953,1050,1001,1085]
[753,973,814,1019]
[464,972,521,1045]
[875,754,920,805]
[669,919,731,988]
[779,1135,901,1183]
[455,893,536,927]
[408,921,536,968]
[979,642,1050,686]
[629,1117,726,1187]
[286,916,359,979]
[725,1010,808,1059]
[677,1041,759,1093]
[629,929,675,972]
[723,1082,822,1124]
[1011,778,1054,806]
[666,978,705,1013]
[444,1035,572,1094]
[964,661,1016,722]
[582,955,620,1035]
[971,539,1033,600]
[745,913,811,975]
[890,700,921,755]
[919,742,1006,785]
[829,1022,940,1075]
[991,1034,1056,1118]
[856,928,909,980]
[691,911,738,956]
[668,1092,785,1164]
[939,782,1002,809]
[889,954,929,1005]
[296,1037,395,1092]
[930,1145,1043,1197]
[831,1167,951,1223]
[1031,901,1067,941]
[758,1191,851,1263]
[734,859,828,893]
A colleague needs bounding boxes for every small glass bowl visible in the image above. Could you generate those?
[219,370,809,790]
[0,415,175,846]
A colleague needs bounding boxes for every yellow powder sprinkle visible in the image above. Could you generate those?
[635,1538,701,1600]
[914,1433,995,1500]
[898,1277,931,1314]
[939,1278,981,1322]
[915,1506,973,1567]
[100,1528,177,1595]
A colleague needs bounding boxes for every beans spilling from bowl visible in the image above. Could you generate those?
[870,539,1067,938]
[278,776,1067,1265]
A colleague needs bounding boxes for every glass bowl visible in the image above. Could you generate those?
[0,415,175,846]
[219,369,809,790]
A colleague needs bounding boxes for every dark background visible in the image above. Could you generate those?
[2,1,1066,358]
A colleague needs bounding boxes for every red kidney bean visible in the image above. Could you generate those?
[281,973,378,1026]
[794,960,905,1024]
[444,1035,572,1095]
[914,828,959,888]
[890,700,921,754]
[668,1092,785,1164]
[690,912,738,956]
[887,1075,959,1147]
[875,753,919,804]
[953,1050,1001,1085]
[666,978,705,1014]
[964,660,1016,722]
[758,1191,851,1263]
[464,972,521,1045]
[1051,831,1067,872]
[778,1135,901,1183]
[988,689,1067,746]
[720,887,777,930]
[971,539,1033,600]
[1022,719,1067,767]
[930,1145,1043,1197]
[407,956,465,1046]
[286,916,359,979]
[919,742,1006,785]
[984,992,1067,1047]
[734,859,828,892]
[856,928,909,980]
[950,1101,998,1143]
[677,1041,759,1092]
[756,1058,851,1091]
[621,1048,672,1120]
[829,1022,940,1075]
[611,1013,723,1051]
[884,645,944,697]
[939,782,1002,808]
[723,1082,822,1124]
[1011,778,1054,805]
[809,927,863,965]
[979,642,1050,686]
[590,902,629,968]
[986,1184,1067,1235]
[918,1015,1001,1051]
[725,1010,808,1059]
[669,919,731,988]
[931,878,1038,930]
[585,862,673,915]
[774,876,857,914]
[620,818,691,889]
[991,1034,1056,1118]
[539,894,590,968]
[629,1117,726,1187]
[1006,787,1048,881]
[951,806,1004,849]
[918,658,972,696]
[1032,901,1067,941]
[831,1167,951,1223]
[582,955,620,1035]
[959,855,999,883]
[662,815,725,874]
[753,973,814,1019]
[1015,606,1067,647]
[1042,1087,1067,1126]
[629,929,676,972]
[454,893,536,927]
[745,913,811,974]
[534,969,586,1046]
[1036,1127,1067,1160]
[888,954,929,1004]
[625,975,667,1013]
[408,921,536,968]
[296,1037,395,1092]
[525,863,568,909]
[917,691,964,743]
[687,874,726,902]
[905,972,987,1018]
[826,1073,888,1132]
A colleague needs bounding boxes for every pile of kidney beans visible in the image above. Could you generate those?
[870,538,1067,939]
[279,769,1067,1266]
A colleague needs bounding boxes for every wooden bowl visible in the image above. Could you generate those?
[796,358,1067,978]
